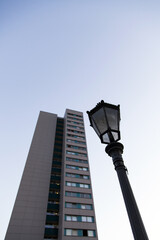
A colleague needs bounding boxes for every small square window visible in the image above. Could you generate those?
[83,175,88,179]
[72,216,77,221]
[86,205,92,210]
[66,229,72,235]
[88,230,94,237]
[66,216,71,221]
[67,182,71,186]
[81,204,86,209]
[87,217,92,222]
[72,203,77,208]
[66,203,72,208]
[83,230,88,236]
[82,216,87,222]
[72,230,78,236]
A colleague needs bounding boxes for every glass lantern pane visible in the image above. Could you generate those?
[92,108,108,135]
[111,131,119,141]
[104,107,119,130]
[91,119,100,137]
[102,132,110,143]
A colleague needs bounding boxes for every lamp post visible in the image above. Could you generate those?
[87,100,149,240]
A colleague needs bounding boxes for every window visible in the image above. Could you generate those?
[81,205,86,210]
[66,182,71,186]
[82,216,87,222]
[72,216,77,221]
[66,172,76,178]
[66,172,89,179]
[65,229,78,236]
[81,204,92,210]
[65,215,94,223]
[83,230,88,236]
[67,113,83,118]
[66,181,90,188]
[67,144,86,151]
[67,124,84,130]
[66,164,76,170]
[86,204,93,210]
[79,183,90,188]
[65,191,77,197]
[65,191,92,199]
[83,175,89,179]
[65,202,93,210]
[66,181,72,187]
[65,202,72,208]
[65,229,96,237]
[66,182,77,187]
[66,215,71,221]
[66,164,88,171]
[67,129,84,135]
[66,157,88,164]
[67,133,85,140]
[79,167,88,171]
[66,215,78,221]
[88,230,95,237]
[66,202,77,208]
[83,193,91,198]
[88,217,93,222]
[67,116,83,122]
[66,151,87,157]
[81,216,94,222]
[67,120,84,126]
[67,139,86,145]
[65,229,72,236]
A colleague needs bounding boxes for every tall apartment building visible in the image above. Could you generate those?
[5,109,98,240]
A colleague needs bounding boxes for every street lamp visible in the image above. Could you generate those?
[87,100,149,240]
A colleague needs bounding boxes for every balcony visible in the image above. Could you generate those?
[47,203,59,211]
[49,193,60,200]
[44,228,58,238]
[46,215,59,224]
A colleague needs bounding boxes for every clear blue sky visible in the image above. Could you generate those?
[1,0,160,239]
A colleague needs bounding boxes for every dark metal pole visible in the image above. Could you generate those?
[105,142,149,240]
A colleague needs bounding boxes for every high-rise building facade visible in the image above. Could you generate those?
[5,109,98,240]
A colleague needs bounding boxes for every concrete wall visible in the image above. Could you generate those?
[5,111,57,240]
